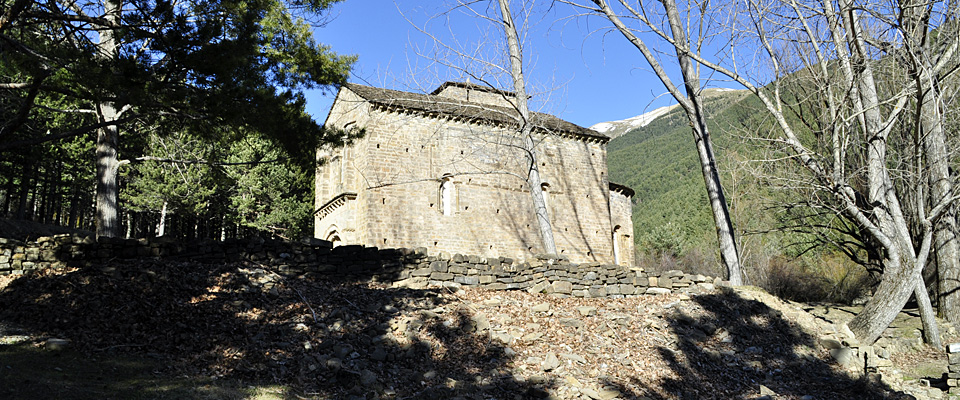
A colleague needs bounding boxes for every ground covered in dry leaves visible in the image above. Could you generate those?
[0,260,934,399]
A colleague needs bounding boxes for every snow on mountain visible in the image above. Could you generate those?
[588,104,679,139]
[589,88,747,139]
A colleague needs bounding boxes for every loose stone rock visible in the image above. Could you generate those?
[830,347,856,367]
[561,353,587,364]
[531,302,551,313]
[543,352,561,371]
[577,306,598,316]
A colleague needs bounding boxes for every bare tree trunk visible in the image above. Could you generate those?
[917,63,954,341]
[157,200,167,237]
[94,0,121,238]
[661,0,743,285]
[916,282,943,347]
[916,46,960,326]
[497,0,557,255]
[586,0,744,283]
[67,182,81,228]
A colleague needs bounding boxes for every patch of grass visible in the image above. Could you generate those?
[902,361,947,381]
[0,340,285,399]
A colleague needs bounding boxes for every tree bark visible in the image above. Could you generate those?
[915,41,960,326]
[95,102,120,238]
[497,0,557,255]
[14,162,34,220]
[94,0,121,238]
[840,0,939,344]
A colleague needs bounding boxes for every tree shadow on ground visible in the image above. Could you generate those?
[0,259,553,399]
[603,290,904,400]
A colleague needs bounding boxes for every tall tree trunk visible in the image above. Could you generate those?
[0,168,12,216]
[497,0,557,255]
[661,0,743,285]
[917,42,960,327]
[157,201,167,237]
[590,0,743,283]
[14,162,34,220]
[95,102,120,238]
[94,0,121,238]
[841,2,939,344]
[917,61,957,334]
[67,182,81,229]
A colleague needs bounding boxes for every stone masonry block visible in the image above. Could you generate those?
[430,260,448,273]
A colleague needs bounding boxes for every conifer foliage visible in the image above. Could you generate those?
[0,0,355,239]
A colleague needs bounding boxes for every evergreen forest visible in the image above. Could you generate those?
[0,0,356,240]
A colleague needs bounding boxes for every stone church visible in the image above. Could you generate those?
[315,81,636,265]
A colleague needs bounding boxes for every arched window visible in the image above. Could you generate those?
[440,175,455,216]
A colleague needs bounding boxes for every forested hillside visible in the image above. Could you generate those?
[605,87,862,299]
[607,89,753,261]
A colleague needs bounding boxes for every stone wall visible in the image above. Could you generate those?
[317,83,633,265]
[0,234,725,298]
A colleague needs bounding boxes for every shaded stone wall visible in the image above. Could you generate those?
[609,189,635,266]
[0,235,724,298]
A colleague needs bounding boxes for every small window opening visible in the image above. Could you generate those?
[440,175,455,216]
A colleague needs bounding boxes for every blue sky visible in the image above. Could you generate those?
[305,1,689,128]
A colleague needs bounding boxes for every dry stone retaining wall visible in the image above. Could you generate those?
[0,234,724,298]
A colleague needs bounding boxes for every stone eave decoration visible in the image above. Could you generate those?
[343,83,609,143]
[314,192,358,219]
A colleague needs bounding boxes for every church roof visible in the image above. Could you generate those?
[341,83,608,142]
[429,81,518,98]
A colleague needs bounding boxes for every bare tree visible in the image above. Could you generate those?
[401,0,560,255]
[901,0,960,327]
[497,0,558,254]
[563,0,745,285]
[564,0,960,344]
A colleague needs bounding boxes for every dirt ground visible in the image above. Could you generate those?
[0,259,954,400]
